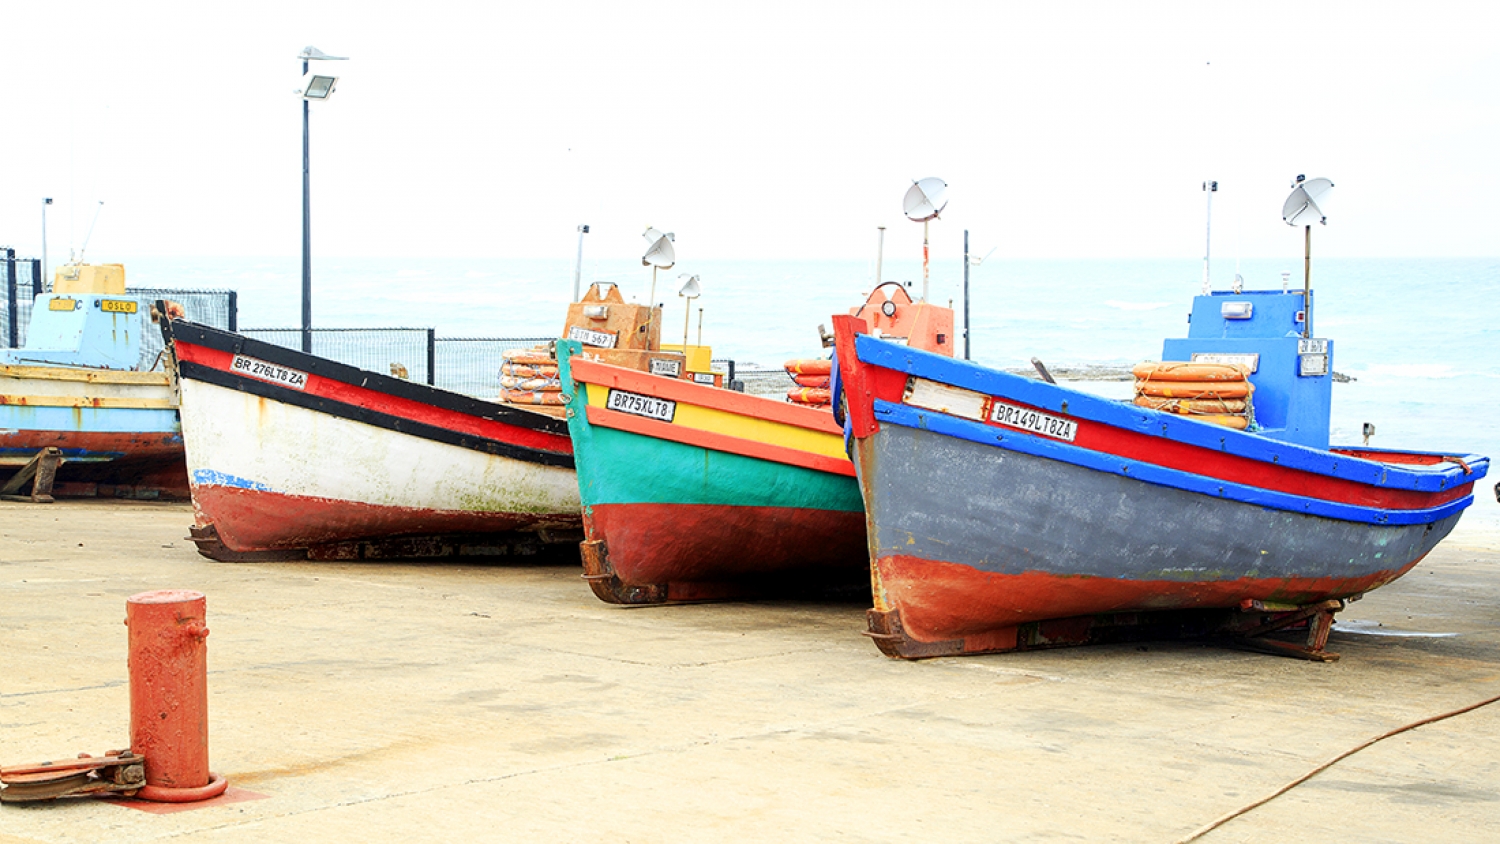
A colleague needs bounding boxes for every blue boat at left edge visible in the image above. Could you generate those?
[1,263,187,499]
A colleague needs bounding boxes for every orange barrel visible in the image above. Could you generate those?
[784,359,833,376]
[1135,380,1253,399]
[787,387,832,405]
[126,590,228,802]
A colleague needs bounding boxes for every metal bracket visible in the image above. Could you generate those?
[1,751,145,802]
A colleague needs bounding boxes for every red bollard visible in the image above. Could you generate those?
[125,589,228,802]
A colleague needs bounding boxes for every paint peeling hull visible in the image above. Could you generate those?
[560,349,867,602]
[832,323,1489,657]
[0,367,185,496]
[165,320,580,558]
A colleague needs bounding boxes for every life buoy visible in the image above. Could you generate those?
[1133,396,1249,414]
[1132,361,1249,382]
[787,387,832,405]
[1190,414,1250,430]
[1135,380,1254,399]
[785,359,833,377]
[502,347,556,367]
[500,362,559,379]
[500,375,562,392]
[792,373,831,388]
[500,388,568,406]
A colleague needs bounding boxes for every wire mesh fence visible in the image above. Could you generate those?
[2,250,43,348]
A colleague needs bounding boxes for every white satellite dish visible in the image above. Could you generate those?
[903,177,947,302]
[641,227,676,269]
[641,227,677,318]
[1282,176,1334,227]
[903,178,948,222]
[1281,175,1334,339]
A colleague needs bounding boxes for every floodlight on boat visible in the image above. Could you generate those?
[1282,176,1334,227]
[903,178,948,222]
[676,274,701,298]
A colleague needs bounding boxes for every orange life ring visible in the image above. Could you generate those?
[785,359,833,377]
[787,387,832,405]
[500,388,568,406]
[1133,396,1249,414]
[502,347,556,366]
[792,373,831,388]
[1192,414,1250,430]
[1132,361,1249,382]
[1135,380,1253,399]
[500,375,562,392]
[500,362,559,379]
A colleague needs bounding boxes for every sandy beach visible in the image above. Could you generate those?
[2,499,1498,842]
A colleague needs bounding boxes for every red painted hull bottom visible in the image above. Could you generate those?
[192,484,581,554]
[873,553,1425,655]
[0,431,187,499]
[582,502,868,603]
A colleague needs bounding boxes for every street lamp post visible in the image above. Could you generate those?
[298,46,347,353]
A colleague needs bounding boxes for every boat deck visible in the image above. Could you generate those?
[4,501,1499,841]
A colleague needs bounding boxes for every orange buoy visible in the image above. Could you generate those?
[785,359,833,377]
[792,373,831,388]
[500,362,560,379]
[1135,380,1254,399]
[1132,361,1250,382]
[787,387,832,405]
[501,388,568,406]
[502,347,556,367]
[1133,396,1249,414]
[499,375,563,392]
[1191,414,1251,430]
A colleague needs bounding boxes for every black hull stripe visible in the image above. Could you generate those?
[162,318,567,436]
[177,360,575,470]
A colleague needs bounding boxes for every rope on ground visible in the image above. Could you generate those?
[1173,690,1500,843]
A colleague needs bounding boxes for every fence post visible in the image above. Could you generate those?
[29,259,42,297]
[227,291,238,332]
[5,248,17,349]
[426,328,436,386]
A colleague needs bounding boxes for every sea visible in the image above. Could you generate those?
[125,254,1500,532]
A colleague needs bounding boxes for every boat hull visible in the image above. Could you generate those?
[0,365,185,497]
[832,317,1488,658]
[166,321,579,558]
[860,424,1457,644]
[561,345,866,603]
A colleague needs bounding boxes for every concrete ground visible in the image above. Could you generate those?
[2,501,1498,843]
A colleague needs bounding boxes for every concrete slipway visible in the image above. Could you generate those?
[3,501,1498,843]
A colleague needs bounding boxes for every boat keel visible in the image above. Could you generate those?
[866,599,1348,662]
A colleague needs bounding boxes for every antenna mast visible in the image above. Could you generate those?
[1201,181,1217,293]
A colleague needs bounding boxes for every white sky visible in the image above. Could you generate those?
[3,1,1497,264]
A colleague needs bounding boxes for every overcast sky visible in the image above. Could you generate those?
[3,1,1496,266]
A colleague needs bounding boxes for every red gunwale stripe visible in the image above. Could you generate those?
[569,357,841,434]
[584,405,855,477]
[907,382,1465,511]
[177,340,569,454]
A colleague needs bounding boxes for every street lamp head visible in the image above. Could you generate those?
[298,46,349,61]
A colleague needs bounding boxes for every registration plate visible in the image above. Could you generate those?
[568,326,617,349]
[692,372,716,385]
[989,400,1077,442]
[606,389,675,422]
[48,298,78,311]
[231,354,309,390]
[650,358,682,378]
[101,299,138,313]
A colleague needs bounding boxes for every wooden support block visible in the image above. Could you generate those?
[0,447,64,502]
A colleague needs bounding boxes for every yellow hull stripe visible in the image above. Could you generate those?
[583,383,845,461]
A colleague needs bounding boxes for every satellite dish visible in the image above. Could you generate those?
[676,274,701,298]
[1282,176,1334,227]
[903,178,948,222]
[641,227,676,269]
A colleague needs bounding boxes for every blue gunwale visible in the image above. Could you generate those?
[853,333,1487,493]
